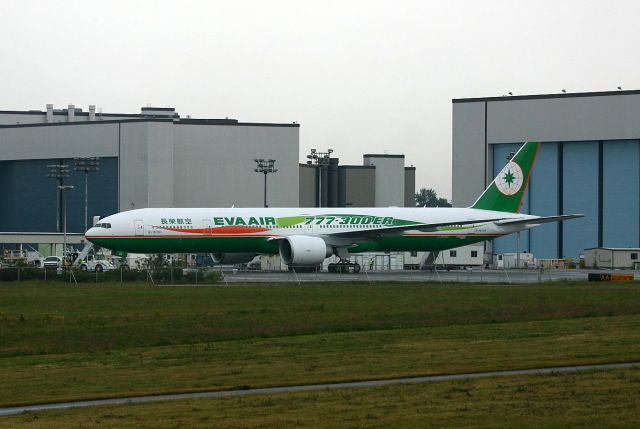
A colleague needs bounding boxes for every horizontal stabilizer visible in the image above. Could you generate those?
[495,214,584,227]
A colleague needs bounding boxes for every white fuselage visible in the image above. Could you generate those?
[85,207,534,256]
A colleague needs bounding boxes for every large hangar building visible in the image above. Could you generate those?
[0,105,300,233]
[453,90,640,259]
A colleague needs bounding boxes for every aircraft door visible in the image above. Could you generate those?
[304,222,313,234]
[202,219,213,235]
[134,220,144,236]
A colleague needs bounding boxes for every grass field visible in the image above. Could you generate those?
[1,281,639,426]
[4,369,640,428]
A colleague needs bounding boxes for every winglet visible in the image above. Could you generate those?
[471,142,540,213]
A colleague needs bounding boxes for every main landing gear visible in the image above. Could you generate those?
[327,260,361,273]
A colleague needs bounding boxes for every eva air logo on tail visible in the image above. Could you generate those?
[471,141,540,213]
[495,161,524,196]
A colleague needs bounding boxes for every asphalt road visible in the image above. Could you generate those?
[214,268,637,284]
[1,362,638,417]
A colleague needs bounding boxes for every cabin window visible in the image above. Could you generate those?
[449,250,457,257]
[631,253,638,260]
[410,251,418,257]
[471,250,478,258]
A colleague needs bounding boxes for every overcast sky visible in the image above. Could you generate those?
[2,0,640,199]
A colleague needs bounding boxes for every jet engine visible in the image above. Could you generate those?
[211,253,257,264]
[279,235,332,266]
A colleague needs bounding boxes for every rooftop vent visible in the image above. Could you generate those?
[140,107,179,118]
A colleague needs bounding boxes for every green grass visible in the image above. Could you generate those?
[2,281,639,356]
[1,281,640,425]
[1,315,639,407]
[4,369,640,428]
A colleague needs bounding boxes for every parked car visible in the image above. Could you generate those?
[86,259,116,272]
[42,256,62,269]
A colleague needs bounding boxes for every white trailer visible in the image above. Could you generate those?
[404,244,484,270]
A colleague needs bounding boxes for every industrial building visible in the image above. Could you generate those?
[0,104,300,233]
[299,153,415,208]
[0,104,416,241]
[453,89,640,260]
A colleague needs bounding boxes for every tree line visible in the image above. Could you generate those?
[414,188,451,207]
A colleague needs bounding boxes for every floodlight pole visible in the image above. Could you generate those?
[47,163,70,232]
[263,172,268,208]
[254,158,278,208]
[306,148,333,207]
[74,157,100,231]
[58,185,74,267]
[506,151,520,269]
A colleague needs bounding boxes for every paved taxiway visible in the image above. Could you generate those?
[215,268,637,284]
[1,362,638,417]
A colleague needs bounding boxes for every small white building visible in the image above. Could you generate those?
[493,252,537,269]
[584,247,640,269]
[403,244,484,270]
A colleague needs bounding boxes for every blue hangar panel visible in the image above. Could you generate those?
[602,140,639,247]
[0,158,118,233]
[562,141,599,258]
[0,159,55,232]
[64,158,119,232]
[528,142,559,258]
[491,143,529,255]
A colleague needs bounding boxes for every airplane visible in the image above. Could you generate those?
[85,141,582,271]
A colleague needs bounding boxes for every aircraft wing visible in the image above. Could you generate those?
[494,214,584,227]
[321,214,583,245]
[322,217,505,243]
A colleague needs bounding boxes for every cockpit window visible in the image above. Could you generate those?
[95,223,112,229]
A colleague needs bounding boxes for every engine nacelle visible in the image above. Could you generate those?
[211,253,257,264]
[279,235,332,266]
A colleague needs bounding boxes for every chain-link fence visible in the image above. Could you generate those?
[0,266,222,285]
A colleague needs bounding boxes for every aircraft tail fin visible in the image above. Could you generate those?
[471,141,540,213]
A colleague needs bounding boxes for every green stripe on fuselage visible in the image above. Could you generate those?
[90,234,494,254]
[89,236,279,254]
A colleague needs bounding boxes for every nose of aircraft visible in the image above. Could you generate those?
[85,227,98,241]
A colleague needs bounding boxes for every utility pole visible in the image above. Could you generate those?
[74,157,100,231]
[254,158,278,208]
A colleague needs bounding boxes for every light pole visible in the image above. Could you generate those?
[306,148,333,207]
[254,159,277,208]
[47,163,70,232]
[506,151,519,269]
[74,157,100,231]
[58,185,74,267]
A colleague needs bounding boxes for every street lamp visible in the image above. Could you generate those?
[58,185,74,267]
[306,148,333,207]
[254,158,278,208]
[505,151,521,267]
[47,163,70,232]
[74,157,100,231]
